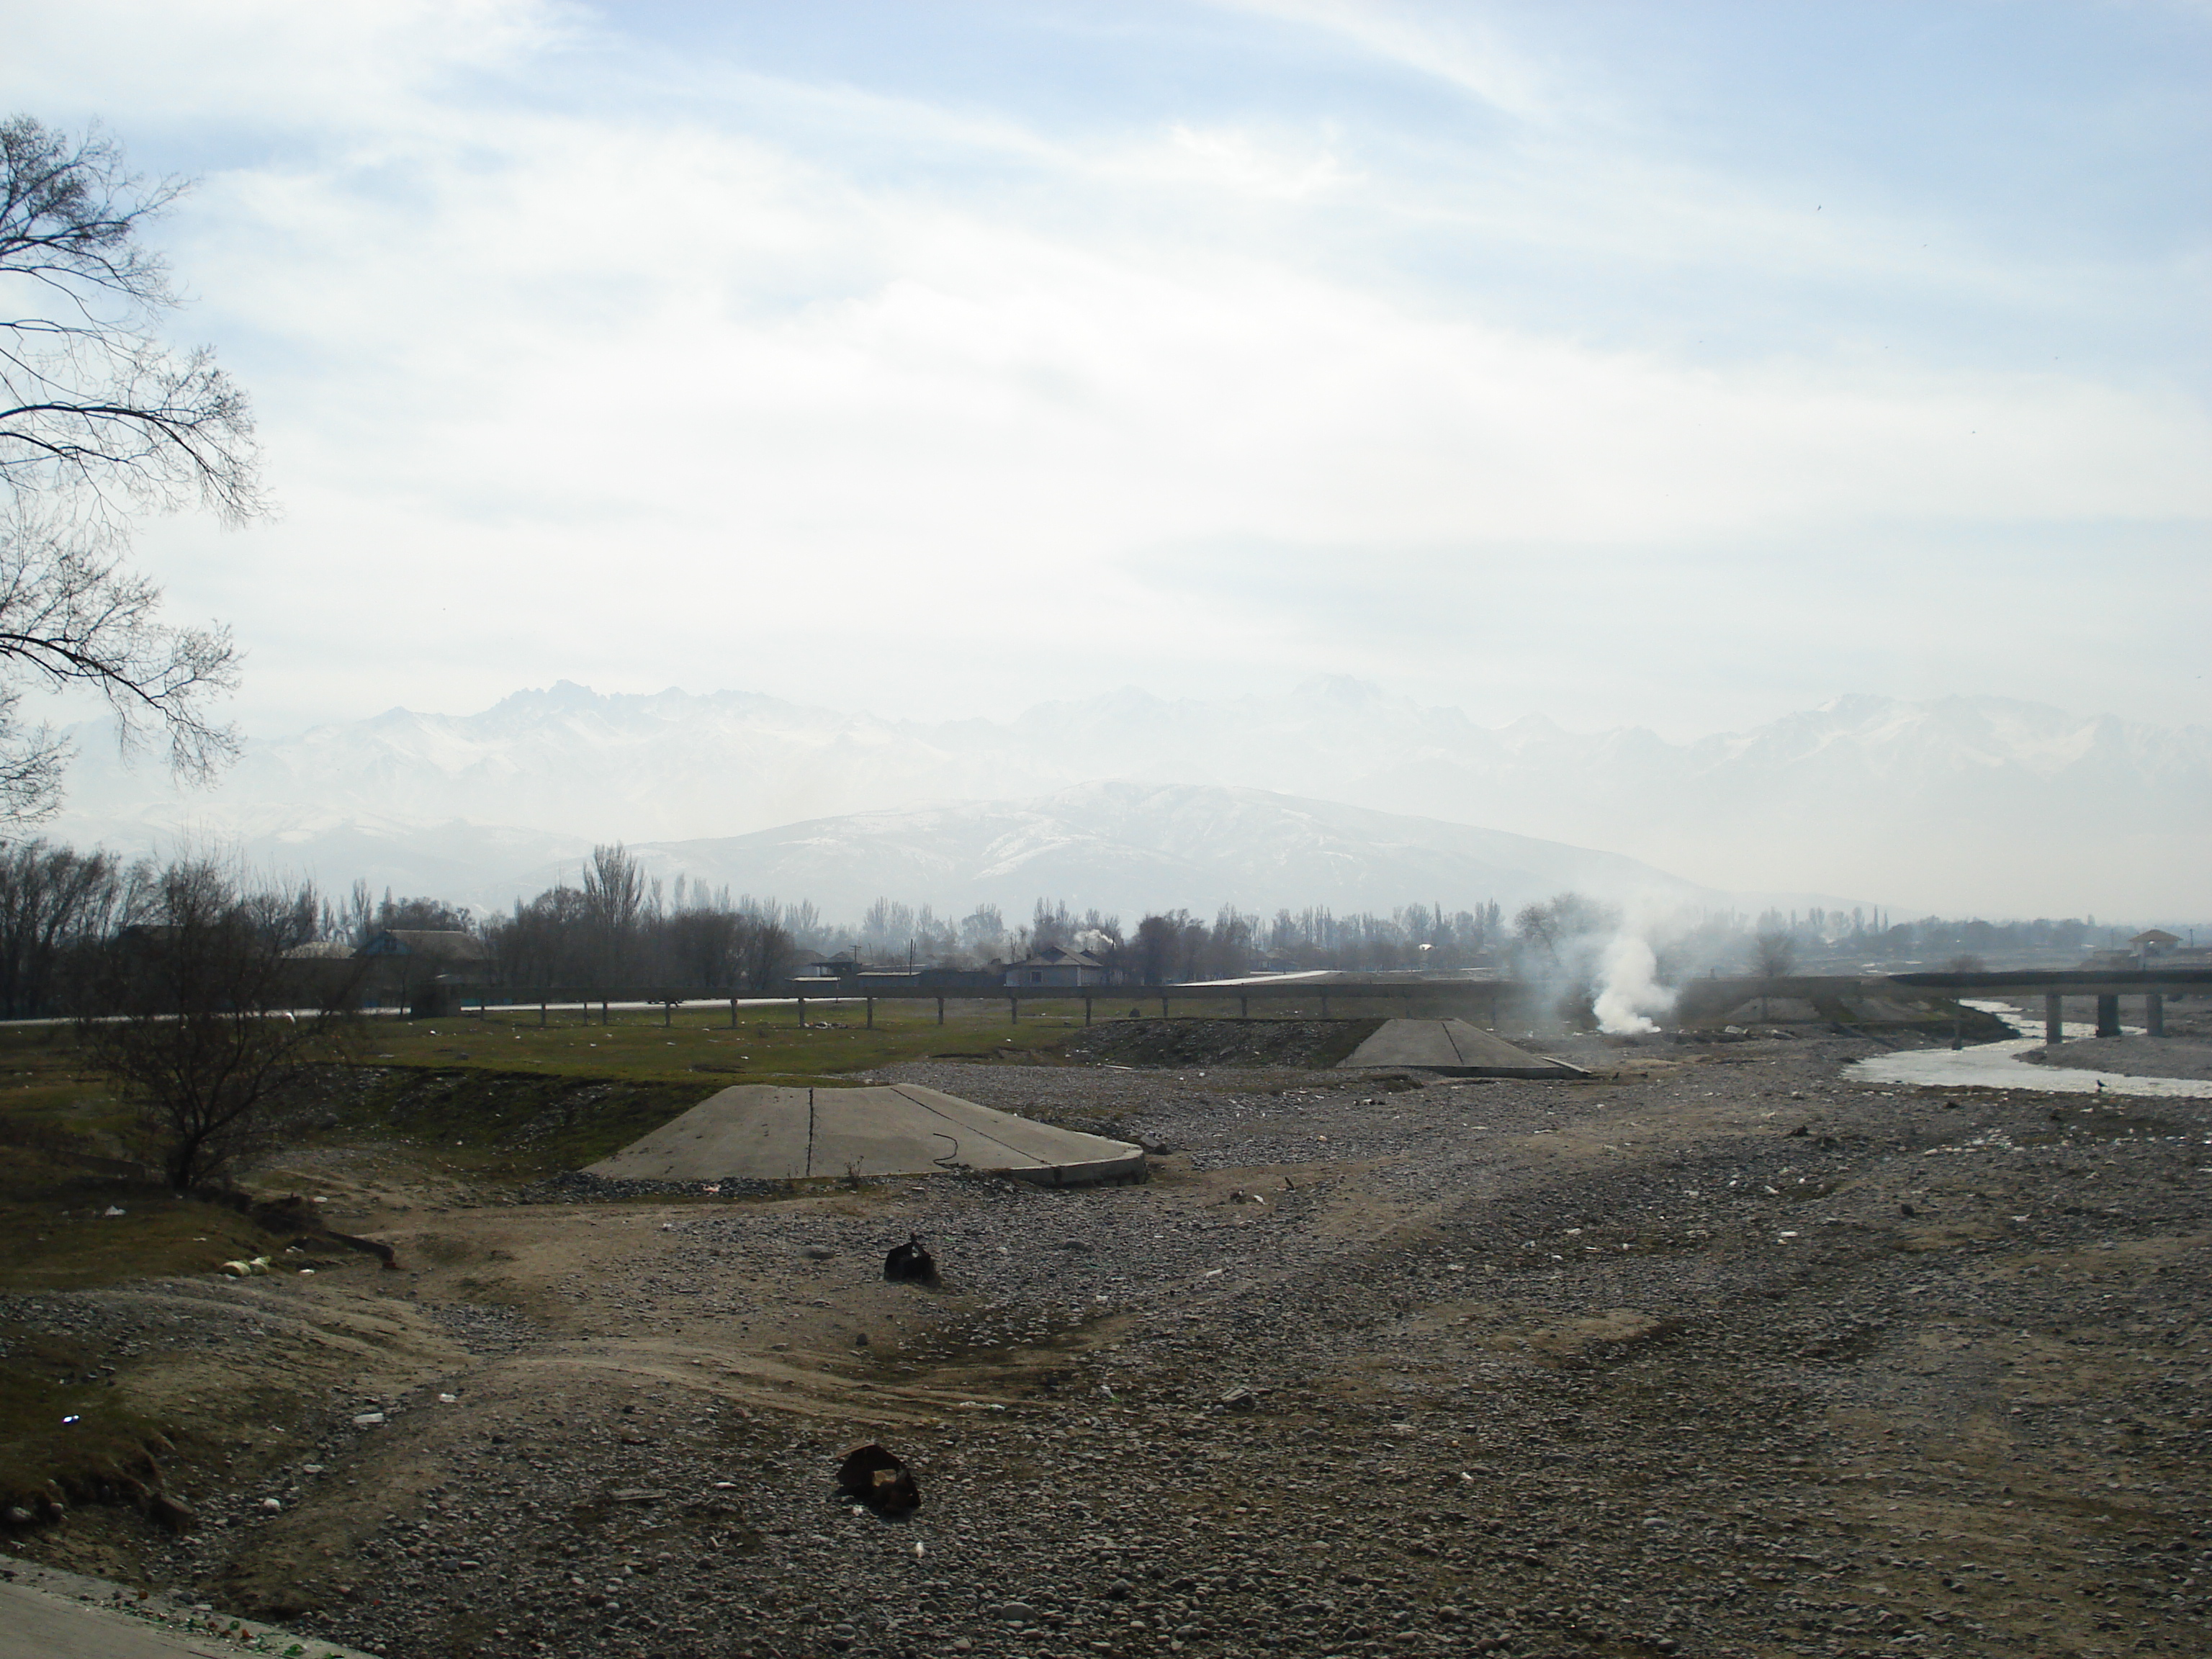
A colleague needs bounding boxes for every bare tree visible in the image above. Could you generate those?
[1750,930,1798,979]
[0,116,263,822]
[1,117,263,521]
[581,842,645,986]
[728,911,794,993]
[1132,912,1179,986]
[0,837,140,1015]
[1747,928,1798,1020]
[0,504,238,809]
[78,858,356,1193]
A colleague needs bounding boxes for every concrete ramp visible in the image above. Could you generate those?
[1339,1017,1588,1079]
[585,1084,1145,1187]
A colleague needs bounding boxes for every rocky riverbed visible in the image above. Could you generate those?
[4,1030,2209,1659]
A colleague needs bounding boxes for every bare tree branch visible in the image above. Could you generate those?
[0,505,240,811]
[0,117,264,823]
[0,116,264,525]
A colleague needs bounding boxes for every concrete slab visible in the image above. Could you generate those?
[1339,1017,1588,1078]
[0,1561,376,1659]
[585,1084,1146,1187]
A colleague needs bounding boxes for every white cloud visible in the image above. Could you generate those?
[2,1,2204,738]
[1208,0,1565,123]
[6,1,579,133]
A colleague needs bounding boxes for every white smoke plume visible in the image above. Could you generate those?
[1592,930,1675,1035]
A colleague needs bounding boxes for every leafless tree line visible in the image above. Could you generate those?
[482,843,798,993]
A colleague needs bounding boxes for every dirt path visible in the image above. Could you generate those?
[5,1036,2209,1658]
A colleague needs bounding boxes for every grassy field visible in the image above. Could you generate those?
[0,999,1120,1288]
[0,989,1487,1292]
[346,995,1101,1082]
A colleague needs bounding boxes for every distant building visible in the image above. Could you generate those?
[282,940,356,961]
[796,950,866,983]
[359,928,492,1015]
[1002,945,1115,988]
[2130,930,2182,957]
[359,929,491,968]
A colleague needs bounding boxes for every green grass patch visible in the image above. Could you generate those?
[310,1066,713,1179]
[0,1192,286,1294]
[340,999,1096,1082]
[0,1322,171,1512]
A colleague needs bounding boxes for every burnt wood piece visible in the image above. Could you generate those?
[884,1233,938,1285]
[837,1444,921,1515]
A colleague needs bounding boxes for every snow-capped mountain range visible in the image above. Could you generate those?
[44,681,2212,917]
[563,782,1727,924]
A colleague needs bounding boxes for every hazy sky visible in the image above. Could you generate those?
[8,0,2208,740]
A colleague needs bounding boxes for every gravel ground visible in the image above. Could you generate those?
[2029,1040,2212,1082]
[6,1033,2211,1659]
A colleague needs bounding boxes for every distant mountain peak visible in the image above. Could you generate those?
[44,683,2209,917]
[1294,673,1388,706]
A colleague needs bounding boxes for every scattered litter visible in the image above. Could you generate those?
[438,1393,459,1403]
[60,1413,79,1425]
[837,1444,921,1516]
[352,1412,386,1428]
[103,1205,126,1217]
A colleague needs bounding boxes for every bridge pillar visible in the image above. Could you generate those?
[2095,994,2121,1038]
[2044,993,2064,1045]
[2146,994,2165,1038]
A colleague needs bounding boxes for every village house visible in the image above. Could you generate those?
[1001,943,1116,988]
[359,928,493,1015]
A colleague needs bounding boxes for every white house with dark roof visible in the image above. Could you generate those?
[1002,944,1114,988]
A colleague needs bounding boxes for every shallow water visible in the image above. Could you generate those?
[1848,1016,2212,1099]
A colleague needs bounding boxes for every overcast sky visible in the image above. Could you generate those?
[7,0,2208,740]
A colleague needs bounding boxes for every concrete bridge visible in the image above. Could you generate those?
[1887,968,2212,1043]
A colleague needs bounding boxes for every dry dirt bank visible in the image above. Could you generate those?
[3,1034,2208,1659]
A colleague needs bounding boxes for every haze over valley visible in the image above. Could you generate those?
[48,679,2211,922]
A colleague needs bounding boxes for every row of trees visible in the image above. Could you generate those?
[0,842,340,1189]
[6,825,2165,1017]
[1739,907,2115,963]
[481,845,796,992]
